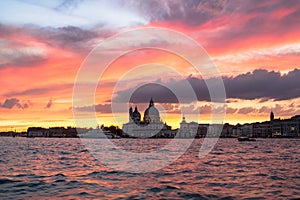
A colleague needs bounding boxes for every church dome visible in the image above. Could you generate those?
[144,106,159,118]
[144,98,160,123]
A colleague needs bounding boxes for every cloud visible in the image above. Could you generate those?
[0,98,28,109]
[5,83,74,97]
[125,0,228,26]
[202,1,300,53]
[238,107,256,114]
[226,107,238,114]
[45,99,53,109]
[256,104,299,117]
[113,68,300,103]
[73,103,112,113]
[0,0,147,28]
[118,83,179,104]
[224,69,300,101]
[0,48,47,69]
[0,24,108,56]
[269,104,299,117]
[234,103,300,117]
[33,26,107,53]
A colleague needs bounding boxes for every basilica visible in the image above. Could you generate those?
[122,98,167,138]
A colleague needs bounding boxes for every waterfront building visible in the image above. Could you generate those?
[237,123,253,137]
[271,115,300,137]
[197,124,209,138]
[252,121,272,138]
[122,98,166,138]
[178,116,198,138]
[27,127,80,138]
[27,127,49,137]
[221,123,235,138]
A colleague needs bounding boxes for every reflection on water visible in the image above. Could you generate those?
[0,138,299,199]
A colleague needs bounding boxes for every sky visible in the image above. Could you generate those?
[1,0,300,131]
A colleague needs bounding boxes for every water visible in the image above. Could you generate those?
[0,138,299,199]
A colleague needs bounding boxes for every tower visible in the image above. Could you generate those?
[129,107,133,122]
[149,97,154,107]
[132,106,141,124]
[270,110,274,121]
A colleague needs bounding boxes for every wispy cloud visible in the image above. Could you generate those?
[4,83,74,97]
[0,46,47,68]
[0,0,147,28]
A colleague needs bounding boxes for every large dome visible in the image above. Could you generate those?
[143,98,160,123]
[144,106,159,117]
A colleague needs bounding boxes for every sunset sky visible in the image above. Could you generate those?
[1,0,300,131]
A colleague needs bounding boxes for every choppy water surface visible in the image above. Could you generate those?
[0,138,299,199]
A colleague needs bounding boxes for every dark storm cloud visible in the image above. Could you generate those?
[0,98,28,109]
[113,69,300,103]
[128,83,179,104]
[224,69,300,101]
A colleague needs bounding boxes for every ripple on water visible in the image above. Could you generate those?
[253,173,268,177]
[146,185,181,193]
[0,178,21,185]
[270,175,285,180]
[177,192,207,200]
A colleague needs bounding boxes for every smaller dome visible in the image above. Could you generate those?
[132,106,141,123]
[133,109,141,118]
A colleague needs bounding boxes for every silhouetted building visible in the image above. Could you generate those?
[197,124,209,138]
[27,126,81,138]
[221,123,235,138]
[27,127,49,137]
[122,98,165,138]
[252,121,272,138]
[132,106,141,124]
[271,115,300,137]
[237,123,253,137]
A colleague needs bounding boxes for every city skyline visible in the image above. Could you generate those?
[1,1,300,131]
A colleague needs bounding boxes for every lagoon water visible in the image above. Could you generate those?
[0,137,299,199]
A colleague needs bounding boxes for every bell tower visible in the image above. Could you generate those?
[270,110,274,121]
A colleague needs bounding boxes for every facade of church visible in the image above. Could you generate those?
[122,98,169,138]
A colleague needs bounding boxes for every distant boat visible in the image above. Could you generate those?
[78,129,113,139]
[238,137,256,142]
